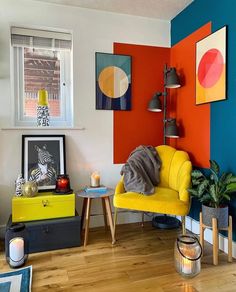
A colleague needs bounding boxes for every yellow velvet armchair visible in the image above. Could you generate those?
[113,145,192,236]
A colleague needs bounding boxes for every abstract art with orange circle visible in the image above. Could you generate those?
[196,26,226,105]
[95,52,131,110]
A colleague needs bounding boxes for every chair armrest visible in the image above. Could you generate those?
[178,161,192,203]
[115,177,125,194]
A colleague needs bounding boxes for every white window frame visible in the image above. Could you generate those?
[11,28,73,128]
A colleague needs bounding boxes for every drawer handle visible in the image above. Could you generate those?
[42,200,49,207]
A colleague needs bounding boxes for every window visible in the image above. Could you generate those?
[11,27,73,127]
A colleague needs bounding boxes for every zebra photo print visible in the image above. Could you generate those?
[22,135,66,191]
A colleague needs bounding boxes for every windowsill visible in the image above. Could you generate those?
[1,127,85,130]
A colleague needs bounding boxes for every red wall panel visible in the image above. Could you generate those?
[170,22,211,168]
[113,43,170,164]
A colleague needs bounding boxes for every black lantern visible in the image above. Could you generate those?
[5,223,28,268]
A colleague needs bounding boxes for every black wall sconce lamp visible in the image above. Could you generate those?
[148,64,181,144]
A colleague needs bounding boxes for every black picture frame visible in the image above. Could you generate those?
[22,135,66,192]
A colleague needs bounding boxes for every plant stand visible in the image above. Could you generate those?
[200,212,232,265]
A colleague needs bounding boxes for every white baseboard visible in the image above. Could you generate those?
[90,210,151,227]
[177,215,236,258]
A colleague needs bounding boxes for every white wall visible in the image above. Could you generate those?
[0,0,170,233]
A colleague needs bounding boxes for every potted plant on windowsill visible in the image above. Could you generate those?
[188,160,236,228]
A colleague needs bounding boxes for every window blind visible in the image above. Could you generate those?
[11,27,72,50]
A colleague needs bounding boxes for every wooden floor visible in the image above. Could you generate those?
[0,222,236,291]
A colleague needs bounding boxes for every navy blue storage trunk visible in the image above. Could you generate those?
[7,214,81,253]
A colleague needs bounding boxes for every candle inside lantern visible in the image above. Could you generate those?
[182,257,193,275]
[55,175,71,193]
[90,171,100,187]
[9,237,24,267]
[58,178,68,189]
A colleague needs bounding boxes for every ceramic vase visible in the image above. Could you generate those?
[15,174,25,197]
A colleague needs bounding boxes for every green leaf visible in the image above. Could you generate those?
[209,184,217,204]
[219,172,227,184]
[222,193,231,201]
[210,174,215,181]
[209,170,219,183]
[191,170,204,179]
[199,194,211,204]
[188,189,199,197]
[210,160,220,175]
[197,180,208,196]
[226,183,236,193]
[228,176,236,183]
[192,179,202,186]
[223,173,233,184]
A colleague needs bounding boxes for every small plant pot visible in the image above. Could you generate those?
[202,204,229,229]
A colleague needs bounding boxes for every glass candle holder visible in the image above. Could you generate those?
[55,174,71,193]
[90,171,100,187]
[174,234,202,278]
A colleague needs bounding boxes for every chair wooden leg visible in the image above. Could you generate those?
[113,207,118,243]
[181,216,186,235]
[141,212,144,227]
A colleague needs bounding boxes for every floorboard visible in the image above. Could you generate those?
[0,222,235,291]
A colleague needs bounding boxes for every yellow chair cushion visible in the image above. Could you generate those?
[114,186,189,216]
[113,145,192,217]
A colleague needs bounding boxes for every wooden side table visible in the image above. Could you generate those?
[77,187,115,247]
[200,212,232,265]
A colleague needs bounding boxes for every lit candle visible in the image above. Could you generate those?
[58,178,68,189]
[90,171,100,187]
[9,237,24,267]
[182,257,193,275]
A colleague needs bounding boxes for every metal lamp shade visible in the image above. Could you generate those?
[165,119,179,138]
[165,68,181,88]
[148,92,162,112]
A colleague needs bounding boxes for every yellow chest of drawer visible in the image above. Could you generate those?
[12,192,75,222]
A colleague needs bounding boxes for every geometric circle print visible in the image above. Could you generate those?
[98,66,129,98]
[197,48,224,88]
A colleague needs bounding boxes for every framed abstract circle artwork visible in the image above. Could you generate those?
[95,52,131,110]
[196,26,227,105]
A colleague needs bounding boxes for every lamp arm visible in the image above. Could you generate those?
[163,84,167,145]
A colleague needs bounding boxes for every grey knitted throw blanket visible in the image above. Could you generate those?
[121,145,161,195]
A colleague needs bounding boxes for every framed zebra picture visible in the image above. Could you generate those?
[22,135,66,191]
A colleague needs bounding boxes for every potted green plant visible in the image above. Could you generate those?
[188,160,236,228]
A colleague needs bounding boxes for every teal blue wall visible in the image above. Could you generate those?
[171,0,236,239]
